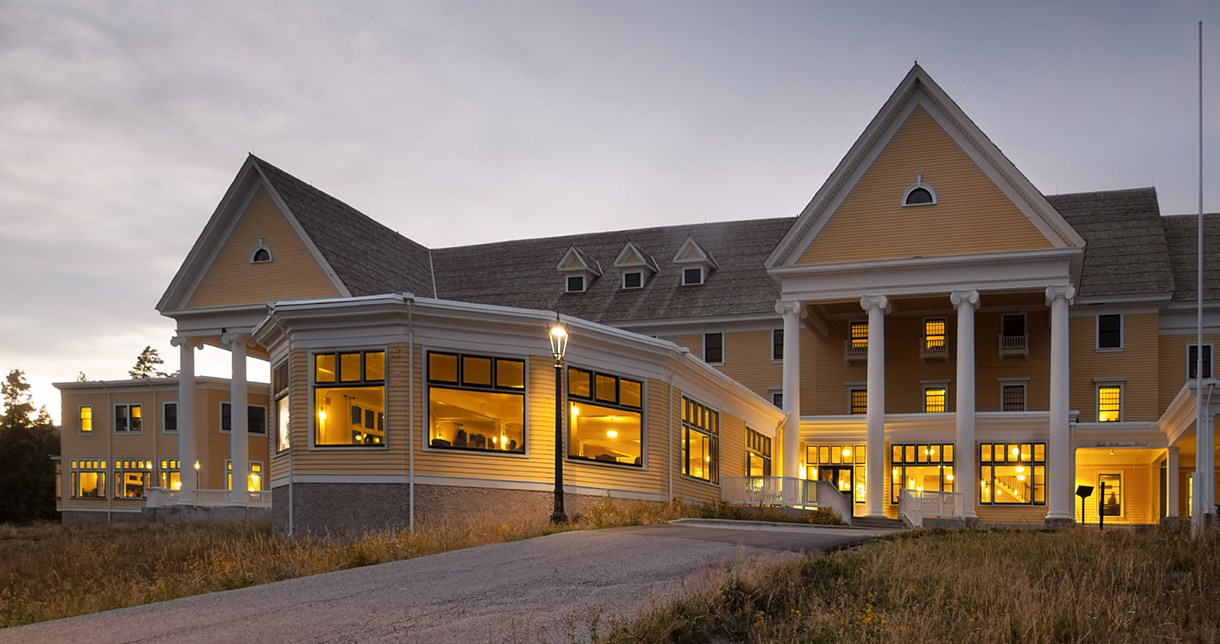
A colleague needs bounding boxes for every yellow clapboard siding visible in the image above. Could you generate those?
[716,330,782,402]
[1069,314,1159,422]
[1158,333,1220,413]
[188,189,340,308]
[797,107,1053,266]
[1073,466,1156,525]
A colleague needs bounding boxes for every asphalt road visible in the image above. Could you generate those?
[0,520,893,643]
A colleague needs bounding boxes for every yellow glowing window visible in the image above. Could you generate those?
[850,389,867,414]
[227,461,264,492]
[924,319,946,351]
[79,406,92,433]
[1098,385,1121,422]
[924,387,947,413]
[682,397,719,483]
[850,322,868,350]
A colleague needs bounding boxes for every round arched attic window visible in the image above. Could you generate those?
[250,237,273,264]
[902,174,938,207]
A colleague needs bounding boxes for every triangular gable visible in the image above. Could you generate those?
[613,241,658,272]
[556,246,602,275]
[672,236,719,269]
[766,64,1086,269]
[157,156,349,313]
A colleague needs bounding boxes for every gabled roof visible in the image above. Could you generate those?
[1161,211,1220,302]
[1048,188,1174,298]
[253,156,435,298]
[766,64,1086,269]
[614,241,659,272]
[431,219,792,323]
[672,236,719,269]
[556,246,603,275]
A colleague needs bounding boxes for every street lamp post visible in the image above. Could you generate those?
[549,315,569,524]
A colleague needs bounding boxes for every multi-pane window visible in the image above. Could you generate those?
[1097,314,1122,349]
[891,443,954,503]
[924,386,947,413]
[114,404,142,432]
[682,397,718,483]
[704,333,724,364]
[568,368,643,466]
[273,361,290,453]
[158,459,181,490]
[850,389,868,415]
[924,318,947,352]
[979,442,1045,505]
[115,460,152,499]
[71,460,106,498]
[1188,344,1213,379]
[1098,473,1122,517]
[226,461,264,492]
[163,402,178,433]
[746,429,772,477]
[221,403,267,434]
[315,350,386,447]
[807,444,866,504]
[427,351,525,453]
[1097,385,1121,422]
[1001,383,1026,412]
[850,322,869,351]
[771,390,783,409]
[79,406,93,433]
[771,329,783,361]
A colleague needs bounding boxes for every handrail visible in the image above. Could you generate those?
[898,489,922,528]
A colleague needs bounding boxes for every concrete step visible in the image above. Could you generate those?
[851,516,906,530]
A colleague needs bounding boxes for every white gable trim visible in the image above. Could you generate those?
[765,65,1085,271]
[613,241,659,272]
[556,246,603,275]
[250,163,350,298]
[672,236,719,269]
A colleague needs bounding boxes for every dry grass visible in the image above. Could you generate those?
[0,497,832,628]
[596,526,1220,643]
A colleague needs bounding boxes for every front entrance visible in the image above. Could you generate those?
[806,443,866,514]
[1073,447,1160,525]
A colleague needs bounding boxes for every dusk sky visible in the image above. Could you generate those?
[2,1,1217,423]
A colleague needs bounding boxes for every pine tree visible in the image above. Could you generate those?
[130,346,169,379]
[0,369,59,524]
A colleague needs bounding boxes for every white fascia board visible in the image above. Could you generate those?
[612,312,782,334]
[1158,380,1220,444]
[1159,305,1220,334]
[54,376,269,394]
[772,249,1075,302]
[1073,294,1172,308]
[171,305,270,337]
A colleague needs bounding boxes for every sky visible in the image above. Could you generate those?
[2,0,1218,423]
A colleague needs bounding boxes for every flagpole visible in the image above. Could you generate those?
[1194,20,1210,535]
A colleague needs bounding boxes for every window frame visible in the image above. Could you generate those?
[922,317,948,353]
[565,274,586,293]
[312,349,388,449]
[566,366,645,468]
[273,359,290,454]
[1096,382,1123,422]
[162,401,178,434]
[745,428,772,478]
[1001,312,1027,338]
[890,443,954,504]
[425,350,528,456]
[1096,314,1123,350]
[114,459,152,499]
[979,442,1046,506]
[681,396,719,485]
[622,270,644,290]
[923,384,948,413]
[79,405,93,434]
[70,459,107,499]
[1187,343,1214,380]
[157,459,181,491]
[1098,472,1123,517]
[113,403,142,433]
[771,328,783,362]
[220,402,269,435]
[999,381,1027,412]
[681,266,704,286]
[226,459,266,492]
[849,388,867,415]
[770,389,783,409]
[807,443,867,504]
[703,332,724,365]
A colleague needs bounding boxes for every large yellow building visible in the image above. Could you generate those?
[56,65,1218,533]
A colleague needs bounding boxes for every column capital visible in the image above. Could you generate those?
[221,332,248,348]
[1045,284,1077,306]
[860,294,890,313]
[170,336,201,349]
[950,290,980,309]
[775,299,804,317]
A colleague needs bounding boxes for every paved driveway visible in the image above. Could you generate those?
[0,520,893,643]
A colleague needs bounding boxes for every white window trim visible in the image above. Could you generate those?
[622,270,644,290]
[771,328,783,362]
[420,348,530,458]
[1095,313,1124,351]
[219,401,269,435]
[769,389,783,408]
[681,266,705,286]
[565,274,587,293]
[162,401,178,434]
[921,380,950,414]
[225,459,266,492]
[901,173,938,207]
[564,364,648,469]
[1094,379,1125,422]
[249,237,273,264]
[1187,343,1214,380]
[114,402,143,434]
[703,332,725,365]
[846,382,867,415]
[997,377,1030,413]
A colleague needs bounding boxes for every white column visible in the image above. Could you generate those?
[951,290,979,519]
[861,295,889,518]
[1046,285,1076,523]
[172,336,198,499]
[224,333,249,503]
[1197,412,1215,520]
[776,300,803,481]
[1167,446,1180,517]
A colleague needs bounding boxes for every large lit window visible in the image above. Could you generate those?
[79,406,93,433]
[850,322,868,351]
[428,351,525,453]
[115,460,151,499]
[568,368,643,466]
[315,350,386,447]
[158,459,181,490]
[162,402,177,433]
[704,333,724,364]
[807,444,866,504]
[221,402,267,434]
[924,318,946,352]
[114,404,142,432]
[891,443,954,503]
[1098,473,1122,517]
[1097,385,1121,422]
[273,361,290,453]
[746,429,772,477]
[1188,344,1213,379]
[979,442,1045,505]
[1097,314,1122,349]
[850,389,867,415]
[71,460,106,498]
[924,386,947,413]
[682,397,718,483]
[226,460,264,492]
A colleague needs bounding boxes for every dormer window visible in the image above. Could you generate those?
[556,246,601,294]
[672,236,717,287]
[902,174,938,207]
[566,275,587,293]
[682,267,704,286]
[623,271,644,289]
[250,237,273,264]
[614,241,657,291]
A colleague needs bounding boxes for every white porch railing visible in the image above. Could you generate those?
[898,489,922,528]
[145,488,271,509]
[721,476,852,524]
[899,489,962,527]
[998,333,1029,358]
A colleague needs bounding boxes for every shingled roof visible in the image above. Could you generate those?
[431,218,794,322]
[252,155,436,298]
[1161,212,1220,302]
[1048,187,1174,298]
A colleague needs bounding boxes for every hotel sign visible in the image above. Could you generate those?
[1092,441,1150,448]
